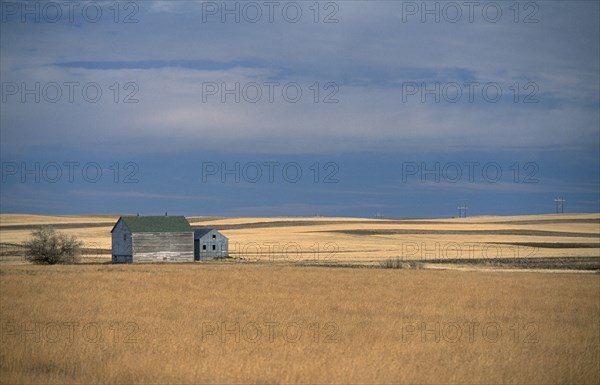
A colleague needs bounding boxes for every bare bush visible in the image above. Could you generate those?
[24,227,83,265]
[380,257,423,270]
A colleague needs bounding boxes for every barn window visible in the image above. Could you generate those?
[202,245,206,250]
[123,234,126,241]
[212,245,216,250]
[212,234,216,239]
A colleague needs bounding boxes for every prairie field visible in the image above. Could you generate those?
[1,213,599,267]
[0,213,599,384]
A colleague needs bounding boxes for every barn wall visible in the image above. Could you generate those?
[112,220,133,263]
[195,230,229,260]
[132,232,194,262]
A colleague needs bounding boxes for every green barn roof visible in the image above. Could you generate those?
[112,216,193,233]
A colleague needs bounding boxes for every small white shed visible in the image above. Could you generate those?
[194,229,228,260]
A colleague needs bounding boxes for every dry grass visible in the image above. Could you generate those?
[3,213,598,265]
[0,214,119,226]
[0,264,598,384]
[0,213,599,383]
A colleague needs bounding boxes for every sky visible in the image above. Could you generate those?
[1,0,599,217]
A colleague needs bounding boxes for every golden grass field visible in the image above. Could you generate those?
[0,213,599,384]
[1,213,599,265]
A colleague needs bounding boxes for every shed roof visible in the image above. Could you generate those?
[194,228,228,240]
[194,228,213,238]
[112,216,193,233]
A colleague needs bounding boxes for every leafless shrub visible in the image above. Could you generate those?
[380,257,423,270]
[24,227,83,265]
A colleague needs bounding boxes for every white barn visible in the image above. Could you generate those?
[111,216,194,263]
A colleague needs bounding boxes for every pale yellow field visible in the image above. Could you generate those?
[0,214,120,226]
[1,213,598,265]
[0,214,599,384]
[0,264,598,384]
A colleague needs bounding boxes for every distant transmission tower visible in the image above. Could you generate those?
[457,205,468,218]
[554,197,565,214]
